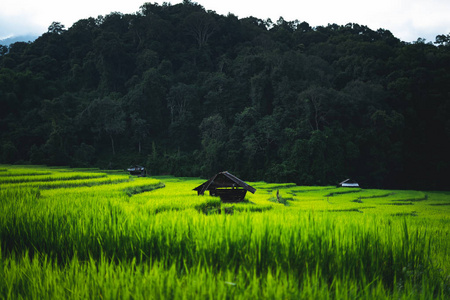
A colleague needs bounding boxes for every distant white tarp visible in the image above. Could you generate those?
[338,179,360,188]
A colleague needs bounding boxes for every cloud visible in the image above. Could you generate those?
[199,0,450,42]
[1,0,449,42]
[0,0,146,39]
[0,18,41,40]
[0,1,50,39]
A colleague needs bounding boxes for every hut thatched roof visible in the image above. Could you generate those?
[193,171,256,195]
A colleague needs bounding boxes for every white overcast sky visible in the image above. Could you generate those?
[1,0,449,43]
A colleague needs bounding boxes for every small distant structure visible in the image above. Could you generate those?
[337,178,360,188]
[127,165,146,177]
[193,171,256,202]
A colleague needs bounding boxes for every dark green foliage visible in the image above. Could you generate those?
[0,2,449,189]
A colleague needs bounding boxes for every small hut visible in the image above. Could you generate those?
[193,171,256,202]
[337,178,360,188]
[127,165,146,177]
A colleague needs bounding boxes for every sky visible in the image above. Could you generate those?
[1,0,450,43]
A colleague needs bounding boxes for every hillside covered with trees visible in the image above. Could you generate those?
[1,1,449,189]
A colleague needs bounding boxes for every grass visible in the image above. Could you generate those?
[0,165,449,299]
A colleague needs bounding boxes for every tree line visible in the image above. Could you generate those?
[1,1,449,189]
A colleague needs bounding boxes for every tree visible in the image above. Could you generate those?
[184,12,216,49]
[130,112,149,154]
[85,96,126,156]
[0,45,8,56]
[167,83,197,123]
[434,33,450,46]
[166,83,199,150]
[199,114,226,174]
[0,3,449,189]
[299,86,330,132]
[47,22,66,34]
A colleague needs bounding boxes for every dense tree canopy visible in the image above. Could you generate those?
[1,1,449,189]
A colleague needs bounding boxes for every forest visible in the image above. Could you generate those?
[0,0,449,190]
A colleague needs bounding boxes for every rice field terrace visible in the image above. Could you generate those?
[0,165,449,299]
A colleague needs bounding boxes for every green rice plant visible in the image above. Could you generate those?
[128,180,220,214]
[40,177,163,197]
[324,188,363,197]
[0,165,449,299]
[1,174,132,190]
[285,186,335,196]
[0,170,52,177]
[251,182,297,191]
[4,249,446,300]
[0,172,107,184]
[223,202,273,213]
[0,166,51,177]
[123,181,166,196]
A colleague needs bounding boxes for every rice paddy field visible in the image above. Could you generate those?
[0,165,449,299]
